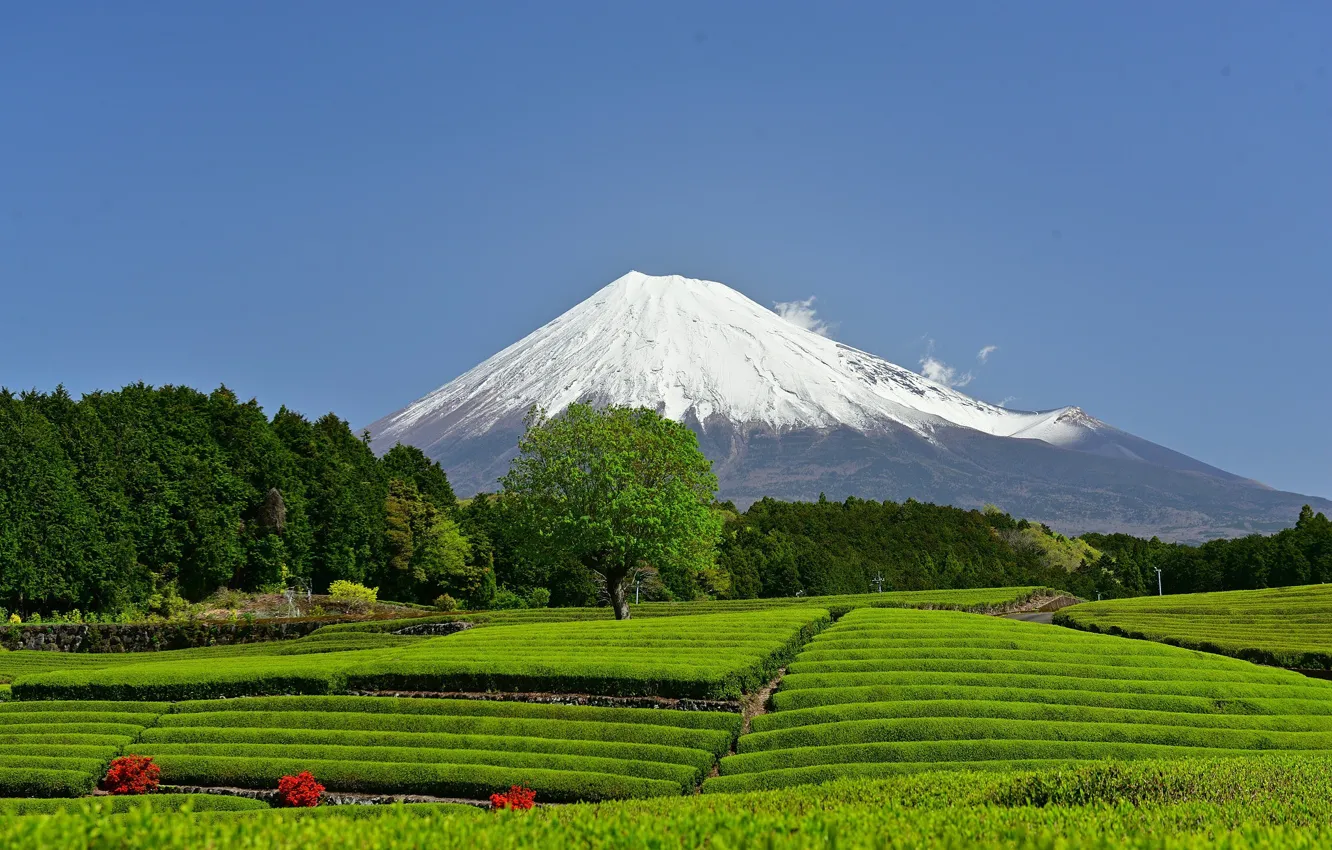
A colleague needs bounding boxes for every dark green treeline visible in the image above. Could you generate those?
[0,384,486,616]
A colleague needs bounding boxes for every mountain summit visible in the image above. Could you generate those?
[369,271,1329,540]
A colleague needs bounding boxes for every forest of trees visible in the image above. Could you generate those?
[1084,505,1332,596]
[3,384,1329,617]
[0,384,489,617]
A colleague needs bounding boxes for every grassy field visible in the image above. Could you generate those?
[705,606,1332,792]
[1056,584,1332,669]
[5,756,1332,847]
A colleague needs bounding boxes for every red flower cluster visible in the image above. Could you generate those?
[276,771,325,808]
[103,755,161,795]
[490,784,536,811]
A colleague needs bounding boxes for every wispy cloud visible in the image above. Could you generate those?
[773,296,833,337]
[920,339,1001,389]
[919,339,974,388]
[920,355,973,388]
[998,395,1018,408]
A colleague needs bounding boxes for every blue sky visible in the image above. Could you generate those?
[2,3,1329,501]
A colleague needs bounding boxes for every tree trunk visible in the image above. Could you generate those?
[607,572,631,620]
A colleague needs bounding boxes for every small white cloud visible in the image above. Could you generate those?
[977,345,998,364]
[998,396,1018,408]
[919,339,974,388]
[774,296,832,337]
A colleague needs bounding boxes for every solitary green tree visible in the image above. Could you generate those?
[501,404,722,619]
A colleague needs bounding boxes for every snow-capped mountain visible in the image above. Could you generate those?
[369,271,1329,540]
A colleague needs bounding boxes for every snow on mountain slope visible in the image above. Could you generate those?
[372,271,1099,450]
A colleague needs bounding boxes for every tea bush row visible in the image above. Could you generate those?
[10,756,1332,848]
[140,725,717,774]
[1057,584,1332,669]
[147,755,680,802]
[0,793,268,815]
[11,609,827,701]
[312,587,1056,634]
[709,607,1332,791]
[172,695,743,734]
[0,700,169,796]
[154,709,733,756]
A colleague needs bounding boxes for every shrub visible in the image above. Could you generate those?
[102,755,161,795]
[526,588,551,609]
[277,771,325,807]
[434,594,459,612]
[0,766,96,797]
[491,588,527,610]
[490,784,536,810]
[328,581,378,608]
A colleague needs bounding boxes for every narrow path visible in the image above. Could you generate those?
[740,667,786,736]
[165,785,500,807]
[703,667,787,785]
[352,689,739,712]
[1004,612,1055,624]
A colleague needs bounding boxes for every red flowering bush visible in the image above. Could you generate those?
[489,785,536,811]
[276,771,324,807]
[102,755,161,795]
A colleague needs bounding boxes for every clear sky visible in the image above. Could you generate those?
[2,3,1329,500]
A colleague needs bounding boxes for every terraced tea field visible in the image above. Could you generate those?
[1056,584,1332,669]
[0,701,168,796]
[706,607,1332,792]
[133,696,739,801]
[9,608,827,702]
[342,608,828,699]
[10,589,1332,823]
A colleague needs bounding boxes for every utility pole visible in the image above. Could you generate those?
[634,574,643,604]
[872,574,885,593]
[1155,567,1163,597]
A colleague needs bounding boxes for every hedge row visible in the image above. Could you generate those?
[1055,584,1332,669]
[777,670,1332,701]
[736,715,1332,756]
[309,587,1055,635]
[0,634,416,687]
[13,609,827,702]
[0,794,270,815]
[721,739,1332,775]
[155,710,733,757]
[9,653,382,701]
[139,726,716,773]
[136,742,701,788]
[149,755,680,802]
[173,695,743,734]
[703,758,1081,793]
[772,683,1332,714]
[751,697,1332,734]
[0,766,95,798]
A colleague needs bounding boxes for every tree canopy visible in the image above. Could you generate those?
[500,405,723,618]
[0,383,493,617]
